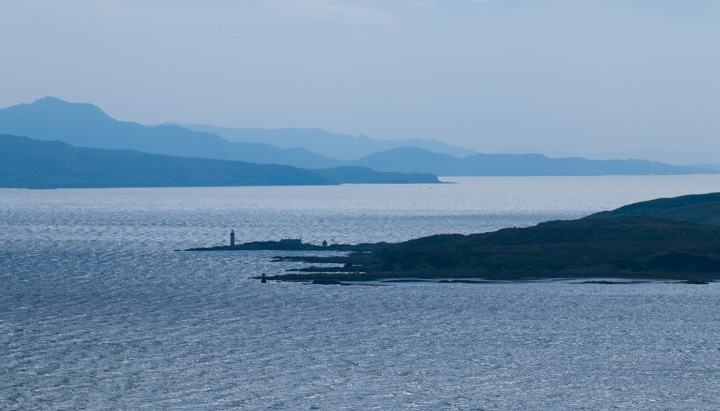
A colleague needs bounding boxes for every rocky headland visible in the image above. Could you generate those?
[247,193,720,283]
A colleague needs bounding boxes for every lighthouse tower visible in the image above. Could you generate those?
[230,230,235,247]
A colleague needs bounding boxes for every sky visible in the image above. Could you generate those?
[1,0,718,164]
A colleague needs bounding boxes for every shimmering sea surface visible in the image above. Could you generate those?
[3,176,720,409]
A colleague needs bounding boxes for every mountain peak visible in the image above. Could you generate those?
[32,96,66,105]
[25,96,111,120]
[0,98,343,168]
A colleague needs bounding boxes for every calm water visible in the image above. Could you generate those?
[3,176,720,409]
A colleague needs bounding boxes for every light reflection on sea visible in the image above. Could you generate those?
[2,176,720,409]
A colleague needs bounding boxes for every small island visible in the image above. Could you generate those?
[187,192,720,284]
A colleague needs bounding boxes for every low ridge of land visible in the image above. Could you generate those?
[248,192,720,283]
[352,147,716,176]
[583,192,720,226]
[0,135,440,189]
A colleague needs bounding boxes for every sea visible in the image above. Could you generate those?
[3,175,720,409]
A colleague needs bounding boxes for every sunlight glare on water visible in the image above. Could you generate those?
[3,176,720,408]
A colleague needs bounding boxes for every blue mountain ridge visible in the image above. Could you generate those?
[0,134,440,188]
[180,124,478,160]
[0,97,341,169]
[0,97,714,176]
[352,147,715,176]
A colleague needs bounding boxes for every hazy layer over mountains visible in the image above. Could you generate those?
[354,147,713,176]
[0,97,340,169]
[0,97,715,178]
[180,124,477,160]
[0,135,439,189]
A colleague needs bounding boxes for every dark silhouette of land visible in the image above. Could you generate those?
[186,240,386,252]
[582,192,720,225]
[0,135,440,188]
[220,192,720,283]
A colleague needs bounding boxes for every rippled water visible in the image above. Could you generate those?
[3,176,720,409]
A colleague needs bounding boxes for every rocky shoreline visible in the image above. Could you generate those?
[188,193,720,284]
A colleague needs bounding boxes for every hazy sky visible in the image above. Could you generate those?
[1,0,718,164]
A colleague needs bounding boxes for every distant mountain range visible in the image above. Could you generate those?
[179,124,477,160]
[0,135,439,189]
[352,147,716,176]
[0,97,715,177]
[0,97,341,169]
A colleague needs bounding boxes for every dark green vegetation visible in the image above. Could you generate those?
[0,135,439,189]
[256,193,720,283]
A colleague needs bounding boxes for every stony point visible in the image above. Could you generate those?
[186,237,385,252]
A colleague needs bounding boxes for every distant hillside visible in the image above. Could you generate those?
[312,166,438,184]
[0,97,342,169]
[180,124,477,160]
[697,164,720,172]
[353,147,460,174]
[0,135,440,189]
[584,192,720,226]
[2,97,714,177]
[351,147,716,176]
